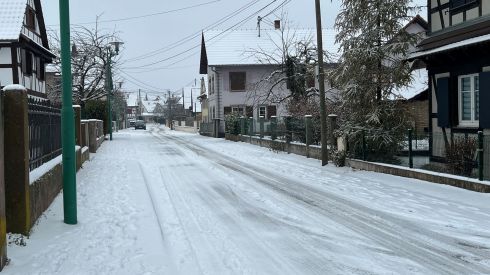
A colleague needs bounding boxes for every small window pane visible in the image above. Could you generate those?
[475,75,479,120]
[461,77,471,91]
[259,106,266,117]
[461,91,472,120]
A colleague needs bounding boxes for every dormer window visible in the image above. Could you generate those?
[25,8,36,30]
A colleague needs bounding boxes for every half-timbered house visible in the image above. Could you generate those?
[0,0,55,98]
[410,0,490,164]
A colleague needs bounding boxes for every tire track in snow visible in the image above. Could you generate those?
[157,129,490,274]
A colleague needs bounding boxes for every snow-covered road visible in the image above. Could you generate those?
[4,124,490,274]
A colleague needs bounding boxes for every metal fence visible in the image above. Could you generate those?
[28,98,62,171]
[238,116,322,146]
[200,122,213,136]
[347,129,489,181]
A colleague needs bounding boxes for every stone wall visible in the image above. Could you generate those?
[29,147,90,229]
[346,159,490,193]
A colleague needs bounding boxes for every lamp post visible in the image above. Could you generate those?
[59,0,77,224]
[106,41,123,141]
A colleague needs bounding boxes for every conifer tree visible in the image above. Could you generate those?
[334,0,420,160]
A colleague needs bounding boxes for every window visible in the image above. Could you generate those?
[458,74,479,127]
[25,8,36,30]
[450,0,477,11]
[231,106,244,115]
[229,72,246,91]
[21,50,33,75]
[258,106,266,118]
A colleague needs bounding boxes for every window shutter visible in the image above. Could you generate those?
[479,72,490,128]
[267,105,276,119]
[21,50,27,73]
[436,77,451,128]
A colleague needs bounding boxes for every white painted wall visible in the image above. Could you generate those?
[206,64,290,130]
[0,48,12,65]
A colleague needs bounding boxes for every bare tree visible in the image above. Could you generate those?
[47,22,122,110]
[245,16,337,115]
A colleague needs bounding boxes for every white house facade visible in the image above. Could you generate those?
[0,0,55,97]
[199,28,338,135]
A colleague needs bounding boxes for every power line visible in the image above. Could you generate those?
[47,0,222,27]
[118,69,164,92]
[123,0,262,63]
[123,0,285,70]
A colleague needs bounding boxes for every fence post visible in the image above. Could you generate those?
[305,115,313,158]
[284,116,292,144]
[270,116,277,140]
[88,120,98,153]
[478,131,484,181]
[240,116,245,135]
[248,117,253,143]
[328,114,338,150]
[362,130,367,161]
[259,116,265,138]
[408,128,413,169]
[3,86,30,236]
[0,88,7,268]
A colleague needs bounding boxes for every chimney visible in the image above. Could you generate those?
[274,20,281,30]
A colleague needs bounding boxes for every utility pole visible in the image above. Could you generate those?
[59,0,77,224]
[168,90,173,130]
[138,89,142,118]
[315,0,328,166]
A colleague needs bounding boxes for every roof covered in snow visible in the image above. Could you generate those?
[141,97,165,113]
[394,69,428,100]
[409,33,490,59]
[126,93,139,107]
[0,0,27,41]
[203,28,338,66]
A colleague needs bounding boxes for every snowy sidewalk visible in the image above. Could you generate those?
[3,125,490,274]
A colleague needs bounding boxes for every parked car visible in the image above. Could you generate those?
[135,120,146,130]
[129,119,136,127]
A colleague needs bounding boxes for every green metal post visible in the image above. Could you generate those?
[59,0,77,225]
[478,131,484,181]
[271,116,277,141]
[249,117,253,142]
[362,130,367,161]
[240,116,245,135]
[408,129,413,169]
[259,116,264,138]
[106,51,113,141]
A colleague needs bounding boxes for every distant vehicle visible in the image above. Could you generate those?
[129,119,136,127]
[134,120,146,130]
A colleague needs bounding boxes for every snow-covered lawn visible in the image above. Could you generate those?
[4,124,490,274]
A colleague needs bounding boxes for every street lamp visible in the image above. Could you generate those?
[106,40,124,141]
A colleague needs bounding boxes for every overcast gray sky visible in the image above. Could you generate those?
[40,0,426,95]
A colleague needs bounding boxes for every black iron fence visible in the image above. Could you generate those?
[347,129,489,181]
[28,98,62,171]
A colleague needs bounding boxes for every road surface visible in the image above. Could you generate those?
[5,125,490,274]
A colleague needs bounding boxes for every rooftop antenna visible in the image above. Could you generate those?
[257,16,262,37]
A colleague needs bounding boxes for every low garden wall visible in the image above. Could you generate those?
[29,147,90,228]
[225,133,490,193]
